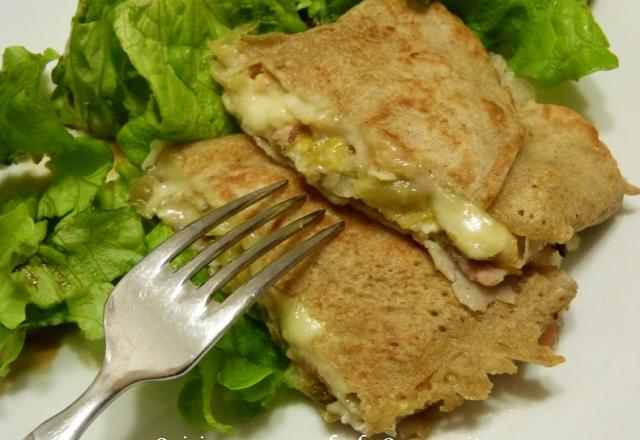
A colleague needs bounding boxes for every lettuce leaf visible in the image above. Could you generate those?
[0,205,146,363]
[111,0,235,164]
[0,46,115,219]
[296,0,359,23]
[0,45,146,375]
[0,206,142,376]
[37,136,113,219]
[51,0,146,139]
[0,326,25,377]
[442,0,618,86]
[53,0,307,165]
[0,47,65,163]
[22,207,144,338]
[297,0,617,86]
[0,201,47,329]
[178,314,290,434]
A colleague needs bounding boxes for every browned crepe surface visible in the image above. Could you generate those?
[211,0,629,250]
[160,135,576,434]
[487,59,626,243]
[211,0,523,208]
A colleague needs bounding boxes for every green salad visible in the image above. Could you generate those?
[0,0,617,433]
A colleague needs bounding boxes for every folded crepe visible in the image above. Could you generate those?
[211,0,523,257]
[423,56,630,309]
[210,0,629,308]
[132,134,577,436]
[490,57,627,243]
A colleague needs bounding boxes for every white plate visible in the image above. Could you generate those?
[1,1,639,439]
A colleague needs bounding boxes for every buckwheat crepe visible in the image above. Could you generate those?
[134,134,576,436]
[421,56,631,309]
[211,0,524,264]
[489,58,628,243]
[210,0,630,309]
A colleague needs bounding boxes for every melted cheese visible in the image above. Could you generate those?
[326,400,367,433]
[286,135,514,260]
[223,75,296,135]
[217,61,517,262]
[278,294,325,349]
[274,291,359,410]
[131,152,210,230]
[222,73,334,138]
[430,189,514,260]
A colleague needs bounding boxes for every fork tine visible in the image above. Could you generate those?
[204,221,344,334]
[175,195,306,283]
[196,210,328,301]
[145,180,288,266]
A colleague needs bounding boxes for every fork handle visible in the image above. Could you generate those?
[24,366,127,440]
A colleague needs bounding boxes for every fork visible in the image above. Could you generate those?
[25,180,343,440]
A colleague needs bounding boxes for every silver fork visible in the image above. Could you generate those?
[25,180,343,440]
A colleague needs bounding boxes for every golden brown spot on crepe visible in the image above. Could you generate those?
[482,98,507,129]
[488,103,625,242]
[397,96,431,114]
[448,150,476,188]
[405,51,451,72]
[247,63,262,79]
[539,322,560,347]
[482,132,524,207]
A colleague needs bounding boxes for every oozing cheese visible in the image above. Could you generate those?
[285,136,514,260]
[220,69,516,261]
[131,149,211,230]
[275,290,356,408]
[430,189,514,260]
[222,73,334,138]
[278,295,325,349]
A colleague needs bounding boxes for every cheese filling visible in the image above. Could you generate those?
[221,71,335,139]
[429,188,514,260]
[277,293,325,349]
[274,293,367,427]
[130,148,211,230]
[220,72,516,261]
